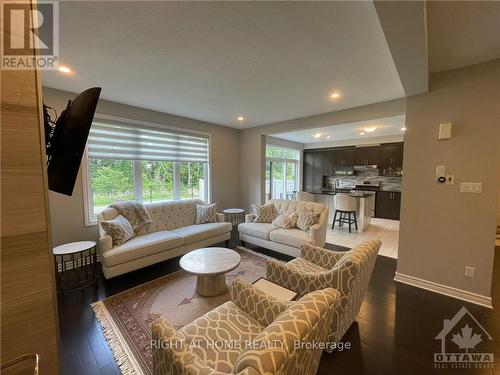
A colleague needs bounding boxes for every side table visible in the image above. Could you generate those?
[53,241,97,292]
[223,208,245,246]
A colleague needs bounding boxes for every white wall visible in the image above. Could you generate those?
[398,60,500,298]
[44,87,241,246]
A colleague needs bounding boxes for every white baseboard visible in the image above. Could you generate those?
[394,272,493,309]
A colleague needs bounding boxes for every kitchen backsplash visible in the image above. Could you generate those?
[324,170,402,192]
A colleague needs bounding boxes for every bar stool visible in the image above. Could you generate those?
[332,194,358,233]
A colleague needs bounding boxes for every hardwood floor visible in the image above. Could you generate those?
[57,245,499,375]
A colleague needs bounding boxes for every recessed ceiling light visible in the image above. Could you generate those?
[364,127,376,133]
[326,135,331,139]
[58,66,71,74]
[401,127,407,131]
[330,92,340,99]
[313,133,322,138]
[237,116,245,121]
[360,132,365,135]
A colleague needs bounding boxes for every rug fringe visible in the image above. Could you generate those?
[91,301,141,375]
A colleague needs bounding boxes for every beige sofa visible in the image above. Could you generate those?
[238,199,328,257]
[97,199,232,279]
[153,278,340,375]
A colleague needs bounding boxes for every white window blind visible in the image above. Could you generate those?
[87,120,209,163]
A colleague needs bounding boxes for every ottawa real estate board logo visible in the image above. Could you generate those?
[434,306,494,369]
[2,0,59,69]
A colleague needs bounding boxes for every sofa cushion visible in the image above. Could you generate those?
[286,257,328,274]
[178,301,263,373]
[102,231,183,267]
[170,222,232,245]
[269,228,315,248]
[238,223,276,240]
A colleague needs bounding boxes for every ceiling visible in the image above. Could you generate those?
[271,114,406,144]
[427,1,500,73]
[42,1,406,128]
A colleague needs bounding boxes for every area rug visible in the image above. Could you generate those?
[91,247,273,375]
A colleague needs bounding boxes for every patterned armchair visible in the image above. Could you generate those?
[266,240,381,347]
[152,278,340,375]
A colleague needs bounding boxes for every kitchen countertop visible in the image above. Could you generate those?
[308,190,376,199]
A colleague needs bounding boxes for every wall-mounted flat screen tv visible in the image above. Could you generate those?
[45,87,101,196]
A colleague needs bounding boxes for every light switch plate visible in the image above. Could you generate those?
[465,266,475,278]
[460,182,482,193]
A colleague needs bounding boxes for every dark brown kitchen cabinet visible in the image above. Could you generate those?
[355,146,380,165]
[303,151,315,191]
[379,142,404,170]
[323,150,337,176]
[376,191,401,220]
[303,151,324,191]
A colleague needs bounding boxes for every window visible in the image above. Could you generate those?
[265,145,300,201]
[84,118,210,224]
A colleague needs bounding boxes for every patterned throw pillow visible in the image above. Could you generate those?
[101,215,134,246]
[296,211,320,232]
[195,203,217,224]
[252,204,278,223]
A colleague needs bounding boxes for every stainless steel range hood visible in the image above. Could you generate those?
[353,164,378,171]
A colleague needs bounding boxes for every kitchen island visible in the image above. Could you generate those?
[309,191,375,231]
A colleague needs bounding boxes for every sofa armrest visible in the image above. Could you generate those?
[245,214,255,223]
[230,278,289,327]
[266,259,337,298]
[300,244,345,269]
[99,234,113,253]
[216,213,226,222]
[152,319,225,375]
[309,207,328,247]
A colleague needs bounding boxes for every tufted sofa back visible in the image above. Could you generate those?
[98,199,205,235]
[268,198,326,215]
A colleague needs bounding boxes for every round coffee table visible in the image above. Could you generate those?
[180,247,241,297]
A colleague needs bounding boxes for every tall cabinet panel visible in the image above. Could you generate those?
[1,2,60,373]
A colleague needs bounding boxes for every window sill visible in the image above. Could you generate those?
[85,219,98,227]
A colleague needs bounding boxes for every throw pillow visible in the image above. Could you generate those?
[252,204,278,223]
[281,208,299,228]
[296,211,320,232]
[101,215,134,245]
[195,203,217,224]
[272,214,292,229]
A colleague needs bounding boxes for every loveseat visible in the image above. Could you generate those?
[97,199,232,279]
[238,199,328,257]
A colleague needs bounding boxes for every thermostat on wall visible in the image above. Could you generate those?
[438,122,452,140]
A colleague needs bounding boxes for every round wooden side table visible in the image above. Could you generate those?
[53,241,97,293]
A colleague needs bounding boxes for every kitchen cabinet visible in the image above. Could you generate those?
[303,151,324,191]
[303,151,315,192]
[375,191,401,220]
[355,146,380,165]
[379,142,404,170]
